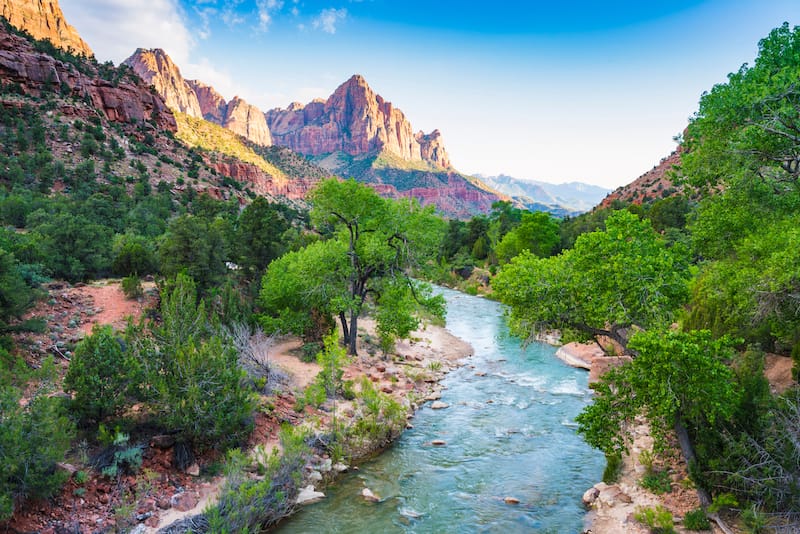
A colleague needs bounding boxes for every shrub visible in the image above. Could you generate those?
[64,325,141,424]
[640,469,672,494]
[683,508,711,531]
[121,275,143,299]
[0,358,73,521]
[603,452,623,484]
[634,505,675,534]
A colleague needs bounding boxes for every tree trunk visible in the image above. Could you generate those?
[339,311,350,348]
[674,417,711,507]
[347,310,358,355]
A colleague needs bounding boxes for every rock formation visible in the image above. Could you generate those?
[187,79,227,123]
[126,49,272,146]
[222,96,271,146]
[123,48,202,119]
[1,0,92,57]
[266,74,451,169]
[0,24,175,132]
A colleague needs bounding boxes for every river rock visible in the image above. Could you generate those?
[431,439,446,446]
[333,462,349,473]
[296,485,325,505]
[597,485,623,507]
[430,401,449,410]
[307,470,323,483]
[582,486,599,507]
[319,458,332,472]
[361,487,380,502]
[504,496,521,505]
[555,342,604,370]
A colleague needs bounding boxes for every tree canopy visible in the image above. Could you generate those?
[259,179,445,354]
[493,210,691,350]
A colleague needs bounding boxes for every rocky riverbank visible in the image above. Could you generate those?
[151,318,474,532]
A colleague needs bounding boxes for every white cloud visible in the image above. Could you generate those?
[312,7,347,34]
[60,0,194,65]
[256,0,284,31]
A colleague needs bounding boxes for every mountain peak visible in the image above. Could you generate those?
[266,74,451,169]
[1,0,93,56]
[124,48,203,119]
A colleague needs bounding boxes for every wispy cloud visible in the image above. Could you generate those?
[256,0,284,31]
[312,7,347,34]
[61,0,194,64]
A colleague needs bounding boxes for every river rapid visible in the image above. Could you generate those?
[275,287,604,533]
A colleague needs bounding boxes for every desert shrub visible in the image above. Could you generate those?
[634,505,675,533]
[121,275,143,299]
[64,324,141,424]
[683,507,711,531]
[0,358,73,521]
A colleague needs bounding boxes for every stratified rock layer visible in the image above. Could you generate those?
[1,0,92,57]
[223,96,271,146]
[0,25,175,132]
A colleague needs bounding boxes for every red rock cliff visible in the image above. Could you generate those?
[1,0,92,57]
[0,25,175,132]
[222,96,272,146]
[266,74,452,169]
[123,48,203,119]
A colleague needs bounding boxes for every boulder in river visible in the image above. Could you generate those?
[296,485,325,505]
[430,401,449,409]
[361,487,380,502]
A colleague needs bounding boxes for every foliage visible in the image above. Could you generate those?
[634,505,675,534]
[235,196,301,280]
[640,469,672,495]
[0,248,37,329]
[0,358,73,521]
[64,324,141,424]
[603,453,623,484]
[121,274,143,299]
[159,214,230,295]
[683,508,711,531]
[494,210,559,264]
[112,232,156,276]
[261,179,445,354]
[577,330,738,457]
[493,210,691,349]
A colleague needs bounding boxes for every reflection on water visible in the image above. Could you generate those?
[274,288,604,534]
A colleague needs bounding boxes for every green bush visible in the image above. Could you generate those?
[603,452,623,484]
[640,469,672,494]
[683,507,711,531]
[64,324,141,424]
[0,358,73,521]
[634,505,675,534]
[121,275,143,299]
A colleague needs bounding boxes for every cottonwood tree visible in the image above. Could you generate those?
[492,209,690,352]
[259,179,445,354]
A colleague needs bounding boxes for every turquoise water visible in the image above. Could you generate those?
[274,288,604,533]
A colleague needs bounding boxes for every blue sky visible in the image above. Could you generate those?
[60,0,799,188]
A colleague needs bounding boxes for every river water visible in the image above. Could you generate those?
[275,287,604,533]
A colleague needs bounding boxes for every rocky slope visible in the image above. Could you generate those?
[222,96,271,146]
[599,148,683,208]
[1,0,92,57]
[0,20,175,132]
[266,74,451,169]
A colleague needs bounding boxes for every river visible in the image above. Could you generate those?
[274,287,604,533]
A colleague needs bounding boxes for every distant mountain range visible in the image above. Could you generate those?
[475,174,610,216]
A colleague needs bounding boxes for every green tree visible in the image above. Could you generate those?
[493,210,690,350]
[64,325,141,424]
[0,359,73,521]
[262,179,445,354]
[159,214,229,294]
[0,249,36,329]
[494,210,559,264]
[235,197,299,279]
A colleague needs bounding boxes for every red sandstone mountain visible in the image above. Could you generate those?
[0,22,175,131]
[123,48,202,119]
[124,48,272,147]
[266,74,451,169]
[1,0,92,57]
